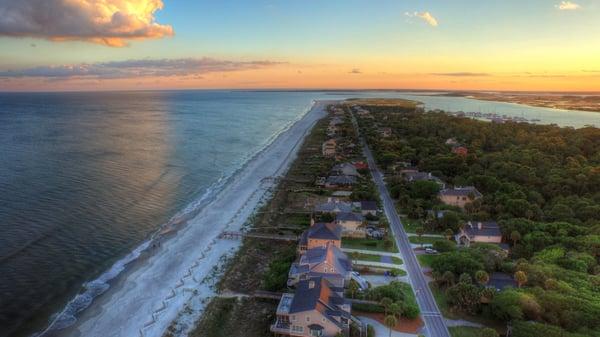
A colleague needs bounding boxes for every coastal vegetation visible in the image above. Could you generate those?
[354,101,600,336]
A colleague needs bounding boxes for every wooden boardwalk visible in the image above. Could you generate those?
[218,231,298,242]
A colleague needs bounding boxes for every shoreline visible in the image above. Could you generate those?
[46,100,333,337]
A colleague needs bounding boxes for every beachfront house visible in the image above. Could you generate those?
[439,186,482,209]
[298,221,342,253]
[314,198,354,214]
[322,139,337,158]
[330,163,360,177]
[455,221,502,247]
[325,175,356,189]
[288,243,352,288]
[335,212,365,238]
[271,277,351,337]
[327,124,338,137]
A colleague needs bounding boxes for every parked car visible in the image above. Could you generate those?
[425,248,438,254]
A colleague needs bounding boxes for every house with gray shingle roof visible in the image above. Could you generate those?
[356,201,378,216]
[288,243,352,288]
[271,277,350,337]
[330,163,360,177]
[335,212,365,238]
[455,221,502,247]
[403,171,446,189]
[314,199,354,214]
[325,175,356,188]
[298,222,342,253]
[439,186,482,209]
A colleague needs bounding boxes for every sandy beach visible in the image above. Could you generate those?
[49,101,332,337]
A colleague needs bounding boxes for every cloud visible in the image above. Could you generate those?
[349,68,362,74]
[0,0,173,46]
[0,57,285,79]
[405,11,438,27]
[430,72,490,77]
[555,1,581,10]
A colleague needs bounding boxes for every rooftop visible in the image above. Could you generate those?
[336,212,364,222]
[306,222,342,241]
[439,186,482,198]
[464,221,502,237]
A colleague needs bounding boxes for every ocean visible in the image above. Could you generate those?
[0,90,598,337]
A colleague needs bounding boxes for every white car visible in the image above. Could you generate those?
[425,248,438,254]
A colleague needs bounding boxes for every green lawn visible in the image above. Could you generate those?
[417,254,437,267]
[408,235,444,245]
[390,256,403,264]
[342,238,399,253]
[353,253,381,262]
[400,218,422,233]
[351,253,403,265]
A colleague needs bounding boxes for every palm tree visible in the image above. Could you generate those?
[510,230,521,246]
[444,228,454,241]
[384,315,398,337]
[389,302,403,319]
[442,271,455,287]
[415,226,425,247]
[475,270,490,286]
[515,271,527,288]
[380,297,393,316]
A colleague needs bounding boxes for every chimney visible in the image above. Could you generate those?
[308,280,315,289]
[478,222,483,230]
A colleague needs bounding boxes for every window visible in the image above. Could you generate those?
[310,329,323,337]
[306,316,310,322]
[291,315,296,322]
[292,326,304,333]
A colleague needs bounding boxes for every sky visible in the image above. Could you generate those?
[0,0,599,92]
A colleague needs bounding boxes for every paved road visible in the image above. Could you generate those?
[350,112,451,337]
